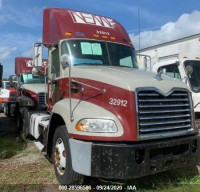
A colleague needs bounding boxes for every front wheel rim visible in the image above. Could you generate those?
[54,138,66,175]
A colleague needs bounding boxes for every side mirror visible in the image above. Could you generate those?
[154,68,164,81]
[60,54,71,70]
[33,44,43,67]
[33,44,43,76]
[185,65,193,75]
[175,61,180,66]
[9,75,14,87]
[32,67,41,77]
[143,56,148,70]
[163,68,166,74]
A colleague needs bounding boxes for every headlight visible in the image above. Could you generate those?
[76,119,117,133]
[3,98,8,102]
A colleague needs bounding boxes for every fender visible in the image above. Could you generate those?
[51,98,124,137]
[17,95,35,107]
[46,98,124,159]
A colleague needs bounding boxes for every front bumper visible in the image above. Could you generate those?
[69,134,200,179]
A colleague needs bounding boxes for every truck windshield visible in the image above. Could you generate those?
[184,60,200,93]
[21,74,45,84]
[3,82,17,89]
[61,40,138,68]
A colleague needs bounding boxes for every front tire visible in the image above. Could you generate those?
[52,125,83,184]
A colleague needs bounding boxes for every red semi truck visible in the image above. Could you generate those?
[0,80,17,116]
[0,63,17,116]
[21,8,200,184]
[14,57,47,133]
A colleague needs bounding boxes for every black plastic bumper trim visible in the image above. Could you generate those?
[91,134,200,179]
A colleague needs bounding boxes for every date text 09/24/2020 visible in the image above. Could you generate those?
[58,184,137,191]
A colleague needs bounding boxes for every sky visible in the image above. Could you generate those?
[0,0,199,77]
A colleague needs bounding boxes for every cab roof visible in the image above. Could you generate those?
[43,8,133,47]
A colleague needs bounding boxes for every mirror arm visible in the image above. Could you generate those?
[69,63,73,122]
[181,76,189,84]
[137,54,151,70]
[33,65,43,75]
[52,80,57,84]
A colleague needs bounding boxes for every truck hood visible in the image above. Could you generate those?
[72,66,189,93]
[22,84,46,93]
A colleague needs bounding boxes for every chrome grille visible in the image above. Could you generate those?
[136,88,193,139]
[38,92,46,106]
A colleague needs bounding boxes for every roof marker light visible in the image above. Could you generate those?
[66,32,72,36]
[129,41,133,46]
[110,37,116,40]
[102,36,108,39]
[195,57,200,59]
[93,34,99,38]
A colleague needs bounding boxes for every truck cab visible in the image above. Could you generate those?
[0,81,17,116]
[137,34,200,117]
[27,8,200,184]
[14,57,47,133]
[152,59,200,116]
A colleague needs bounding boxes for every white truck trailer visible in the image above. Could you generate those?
[137,33,200,118]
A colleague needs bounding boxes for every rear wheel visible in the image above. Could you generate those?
[4,104,11,117]
[52,125,83,184]
[17,111,23,132]
[22,108,30,138]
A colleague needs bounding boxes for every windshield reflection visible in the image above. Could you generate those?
[61,40,138,69]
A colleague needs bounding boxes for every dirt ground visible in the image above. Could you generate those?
[0,113,97,192]
[0,113,61,192]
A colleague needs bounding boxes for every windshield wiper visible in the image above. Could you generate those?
[117,65,133,68]
[73,63,103,66]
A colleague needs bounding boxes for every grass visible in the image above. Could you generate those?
[85,166,200,192]
[0,135,58,192]
[0,159,57,192]
[0,120,57,192]
[132,167,200,192]
[0,161,55,184]
[0,128,27,159]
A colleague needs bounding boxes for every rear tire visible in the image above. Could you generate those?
[4,104,11,117]
[52,125,84,184]
[22,108,30,138]
[17,111,23,133]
